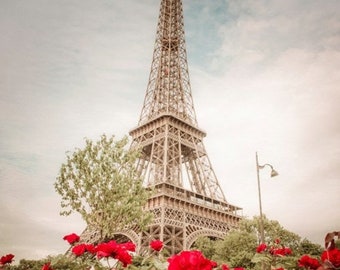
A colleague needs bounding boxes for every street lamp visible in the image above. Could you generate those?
[256,152,279,244]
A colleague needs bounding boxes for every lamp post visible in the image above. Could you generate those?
[256,152,279,244]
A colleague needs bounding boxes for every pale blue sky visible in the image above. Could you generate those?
[1,0,339,262]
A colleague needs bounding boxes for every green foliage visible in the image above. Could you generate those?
[54,134,152,241]
[298,238,323,256]
[128,255,168,270]
[335,239,340,249]
[242,216,301,250]
[213,226,258,268]
[8,254,94,270]
[8,258,42,270]
[252,252,298,270]
[192,236,221,259]
[192,216,323,269]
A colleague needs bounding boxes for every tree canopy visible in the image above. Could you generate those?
[54,134,152,241]
[194,216,323,269]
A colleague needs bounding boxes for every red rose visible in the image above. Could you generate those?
[0,254,15,265]
[284,247,292,255]
[96,241,114,258]
[221,264,230,270]
[72,243,95,256]
[95,241,134,267]
[85,243,96,254]
[72,243,86,256]
[271,247,292,256]
[63,233,80,244]
[256,243,267,253]
[115,249,133,267]
[120,241,136,252]
[298,255,321,269]
[321,248,340,268]
[41,262,53,270]
[150,240,163,251]
[168,250,217,270]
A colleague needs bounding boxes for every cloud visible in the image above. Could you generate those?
[188,0,340,244]
[0,0,339,261]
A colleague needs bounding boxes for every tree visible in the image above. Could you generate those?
[298,238,323,256]
[8,255,103,270]
[192,236,221,259]
[54,134,152,241]
[195,216,323,269]
[213,226,258,268]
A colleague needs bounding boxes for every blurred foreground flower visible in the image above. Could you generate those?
[41,262,53,270]
[0,254,14,266]
[168,250,217,270]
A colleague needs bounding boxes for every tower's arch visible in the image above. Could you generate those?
[113,230,139,245]
[186,229,227,250]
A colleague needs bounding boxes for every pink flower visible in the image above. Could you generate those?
[63,233,80,244]
[256,243,267,253]
[150,240,163,251]
[0,254,14,265]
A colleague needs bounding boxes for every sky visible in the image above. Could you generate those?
[1,0,340,263]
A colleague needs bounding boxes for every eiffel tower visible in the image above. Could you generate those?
[127,0,242,255]
[80,0,242,255]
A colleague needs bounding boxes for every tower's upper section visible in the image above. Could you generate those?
[138,0,197,126]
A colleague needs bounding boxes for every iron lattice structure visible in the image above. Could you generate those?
[80,0,242,254]
[127,0,242,255]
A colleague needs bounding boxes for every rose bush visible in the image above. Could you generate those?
[1,231,338,270]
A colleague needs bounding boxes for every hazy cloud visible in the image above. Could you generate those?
[0,0,339,262]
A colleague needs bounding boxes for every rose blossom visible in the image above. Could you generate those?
[72,243,95,257]
[321,248,340,268]
[168,250,217,270]
[0,254,14,265]
[120,241,136,252]
[256,243,267,253]
[150,240,163,251]
[221,264,230,270]
[63,233,80,244]
[95,240,135,267]
[41,262,53,270]
[271,247,292,256]
[298,255,321,269]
